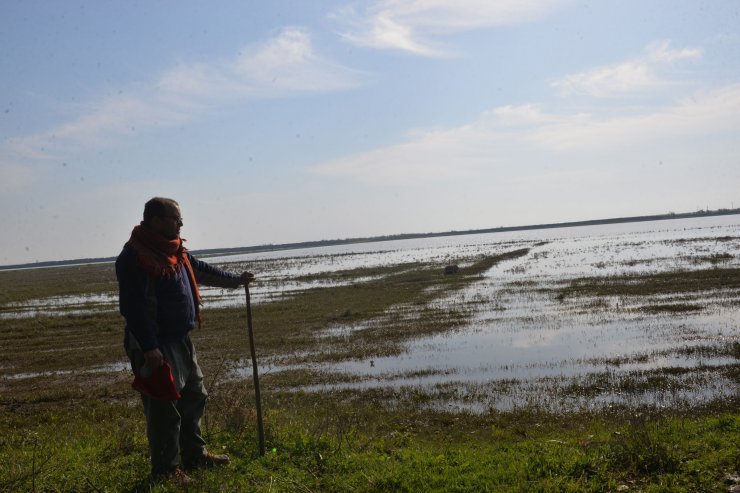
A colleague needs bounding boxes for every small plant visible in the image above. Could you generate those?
[606,418,682,476]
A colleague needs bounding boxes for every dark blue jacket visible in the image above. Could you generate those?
[116,245,241,351]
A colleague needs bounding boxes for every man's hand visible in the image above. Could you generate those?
[143,348,164,370]
[240,271,255,285]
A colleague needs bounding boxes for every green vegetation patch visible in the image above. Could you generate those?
[557,267,740,299]
[0,311,124,376]
[0,263,117,305]
[638,303,704,313]
[1,392,737,492]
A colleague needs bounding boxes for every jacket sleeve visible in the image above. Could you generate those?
[116,247,160,351]
[188,253,243,289]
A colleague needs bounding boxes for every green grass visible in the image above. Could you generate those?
[1,396,737,492]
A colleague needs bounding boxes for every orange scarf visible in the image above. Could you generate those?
[127,224,202,323]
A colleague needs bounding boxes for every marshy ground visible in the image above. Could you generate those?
[1,217,738,491]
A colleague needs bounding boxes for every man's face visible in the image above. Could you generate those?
[152,203,183,240]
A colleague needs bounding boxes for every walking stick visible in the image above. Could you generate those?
[245,284,266,456]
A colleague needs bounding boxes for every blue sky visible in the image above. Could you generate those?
[2,0,739,265]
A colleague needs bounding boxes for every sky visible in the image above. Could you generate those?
[1,0,739,265]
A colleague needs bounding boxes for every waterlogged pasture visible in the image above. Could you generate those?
[208,216,739,413]
[1,216,739,492]
[1,216,739,414]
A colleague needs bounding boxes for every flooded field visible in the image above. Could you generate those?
[1,215,738,413]
[221,216,739,412]
[234,216,738,412]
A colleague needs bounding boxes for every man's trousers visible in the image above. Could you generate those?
[126,334,208,475]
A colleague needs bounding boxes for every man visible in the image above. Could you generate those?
[116,197,253,485]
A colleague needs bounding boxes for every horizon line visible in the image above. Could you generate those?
[2,207,739,271]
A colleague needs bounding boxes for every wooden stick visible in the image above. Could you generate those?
[245,284,265,456]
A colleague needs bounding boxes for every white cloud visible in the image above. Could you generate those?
[551,40,703,97]
[312,110,524,185]
[310,83,740,184]
[644,40,702,63]
[233,29,363,93]
[534,83,740,151]
[336,9,448,57]
[490,104,557,126]
[8,28,362,161]
[332,0,571,56]
[310,134,478,185]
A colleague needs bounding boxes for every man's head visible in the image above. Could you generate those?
[143,197,183,240]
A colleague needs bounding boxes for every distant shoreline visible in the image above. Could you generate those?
[3,208,739,271]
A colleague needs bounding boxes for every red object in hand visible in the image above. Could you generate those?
[132,361,181,401]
